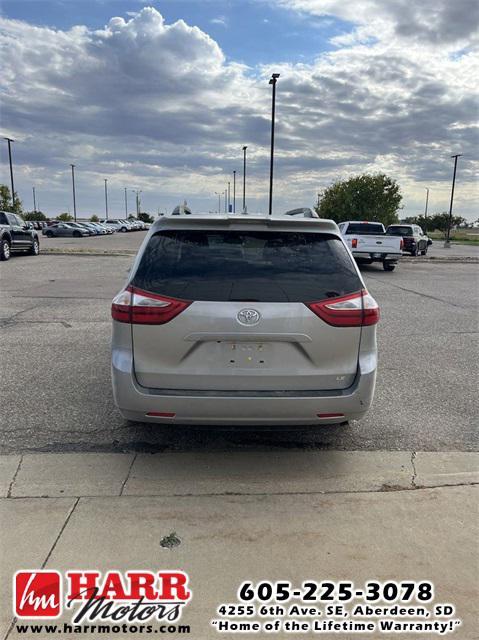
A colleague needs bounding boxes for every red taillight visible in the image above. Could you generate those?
[306,289,379,327]
[400,239,404,250]
[351,238,358,248]
[111,286,191,325]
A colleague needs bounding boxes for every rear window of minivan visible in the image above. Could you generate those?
[131,230,362,303]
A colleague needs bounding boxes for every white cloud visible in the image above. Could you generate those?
[210,16,228,27]
[277,0,479,46]
[0,5,477,218]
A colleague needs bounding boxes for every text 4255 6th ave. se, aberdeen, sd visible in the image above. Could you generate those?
[210,580,462,636]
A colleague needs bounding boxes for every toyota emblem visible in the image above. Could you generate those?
[237,308,261,326]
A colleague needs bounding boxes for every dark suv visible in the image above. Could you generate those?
[0,211,40,261]
[386,224,430,256]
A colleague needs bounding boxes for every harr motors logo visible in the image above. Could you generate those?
[14,570,192,624]
[15,571,62,618]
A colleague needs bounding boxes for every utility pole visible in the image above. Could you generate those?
[227,181,231,213]
[233,170,236,213]
[242,146,247,212]
[124,188,128,217]
[424,187,429,233]
[104,179,109,220]
[32,186,37,213]
[215,191,222,213]
[268,73,280,216]
[131,189,141,218]
[4,137,15,210]
[224,189,227,213]
[70,164,77,221]
[444,154,462,248]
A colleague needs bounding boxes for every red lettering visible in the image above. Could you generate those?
[126,572,158,600]
[66,572,100,600]
[97,572,127,600]
[159,572,191,601]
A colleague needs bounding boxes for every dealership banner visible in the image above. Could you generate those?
[12,570,463,636]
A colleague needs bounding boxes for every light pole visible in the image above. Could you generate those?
[224,189,227,213]
[445,154,462,248]
[131,189,141,218]
[215,191,222,213]
[32,186,37,213]
[124,188,128,217]
[233,170,236,213]
[268,73,280,216]
[242,146,247,212]
[104,179,109,220]
[4,137,15,210]
[424,187,429,233]
[227,182,231,213]
[70,164,77,221]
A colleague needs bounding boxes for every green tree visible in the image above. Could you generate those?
[138,212,154,224]
[0,184,23,214]
[23,210,48,221]
[57,212,73,222]
[90,214,99,222]
[428,212,466,236]
[402,212,465,235]
[315,174,402,226]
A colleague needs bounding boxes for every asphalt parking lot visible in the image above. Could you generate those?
[0,239,477,453]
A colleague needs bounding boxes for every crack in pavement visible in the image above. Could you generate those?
[0,304,41,326]
[120,453,137,496]
[366,275,471,310]
[3,496,80,640]
[7,455,23,498]
[3,482,478,501]
[1,319,73,328]
[411,451,417,488]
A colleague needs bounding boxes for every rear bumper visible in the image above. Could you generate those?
[352,251,401,262]
[111,349,377,425]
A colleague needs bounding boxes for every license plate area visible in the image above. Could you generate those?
[372,252,382,258]
[221,342,270,368]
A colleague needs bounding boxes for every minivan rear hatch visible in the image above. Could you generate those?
[129,226,364,392]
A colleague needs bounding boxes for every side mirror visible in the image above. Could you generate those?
[427,239,433,246]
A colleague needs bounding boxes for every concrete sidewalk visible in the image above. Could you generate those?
[1,451,478,639]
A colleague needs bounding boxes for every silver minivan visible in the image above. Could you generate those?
[111,214,379,425]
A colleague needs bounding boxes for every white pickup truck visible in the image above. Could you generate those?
[338,221,403,272]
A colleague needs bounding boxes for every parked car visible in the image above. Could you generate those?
[75,222,97,235]
[0,211,40,260]
[338,221,403,271]
[92,222,115,235]
[42,223,89,238]
[127,219,143,230]
[100,219,131,233]
[386,224,430,256]
[111,214,379,426]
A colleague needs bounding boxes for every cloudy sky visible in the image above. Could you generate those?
[1,0,478,219]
